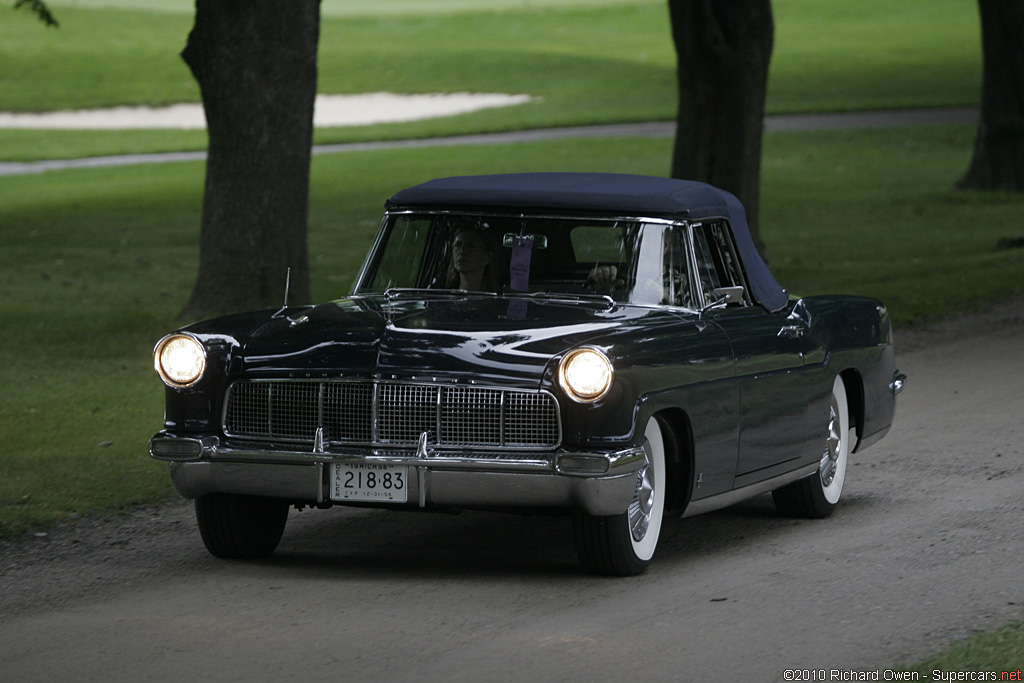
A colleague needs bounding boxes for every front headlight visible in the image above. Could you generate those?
[154,333,207,388]
[559,347,613,403]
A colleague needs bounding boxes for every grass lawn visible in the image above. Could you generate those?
[900,616,1024,676]
[2,0,980,161]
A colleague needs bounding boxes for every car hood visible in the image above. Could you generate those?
[239,294,672,386]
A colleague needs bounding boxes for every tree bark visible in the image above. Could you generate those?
[668,0,773,258]
[179,0,320,321]
[957,0,1024,192]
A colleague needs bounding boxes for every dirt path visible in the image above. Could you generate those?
[2,301,1022,682]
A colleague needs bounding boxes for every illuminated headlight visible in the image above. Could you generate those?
[154,333,207,388]
[558,347,613,403]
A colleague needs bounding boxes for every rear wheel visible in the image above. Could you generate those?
[195,493,289,559]
[573,415,670,576]
[772,374,850,518]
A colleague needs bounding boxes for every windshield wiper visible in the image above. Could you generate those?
[381,287,616,310]
[501,290,616,308]
[384,287,497,300]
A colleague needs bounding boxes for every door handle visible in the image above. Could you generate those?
[778,325,804,339]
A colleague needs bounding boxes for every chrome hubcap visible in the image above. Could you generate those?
[820,395,841,486]
[629,455,656,542]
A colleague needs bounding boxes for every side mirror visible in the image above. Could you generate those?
[711,286,745,305]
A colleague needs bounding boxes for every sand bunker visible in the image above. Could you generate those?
[0,92,533,129]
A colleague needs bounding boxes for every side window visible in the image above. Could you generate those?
[692,222,750,306]
[626,224,694,307]
[662,227,692,307]
[692,227,722,303]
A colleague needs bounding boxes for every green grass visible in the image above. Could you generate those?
[901,617,1024,676]
[2,0,980,161]
[0,163,203,533]
[763,125,1024,324]
[45,0,665,15]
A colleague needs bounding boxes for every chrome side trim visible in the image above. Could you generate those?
[682,463,818,518]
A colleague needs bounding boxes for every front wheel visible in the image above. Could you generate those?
[773,374,851,518]
[195,493,289,559]
[573,415,670,576]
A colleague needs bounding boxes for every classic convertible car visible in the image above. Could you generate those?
[151,173,904,575]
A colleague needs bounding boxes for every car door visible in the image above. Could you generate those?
[689,222,819,485]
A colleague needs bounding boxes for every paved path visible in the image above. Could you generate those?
[0,107,978,177]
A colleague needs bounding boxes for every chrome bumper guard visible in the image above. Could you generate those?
[150,434,646,517]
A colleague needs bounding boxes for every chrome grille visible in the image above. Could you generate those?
[505,391,561,446]
[271,382,319,439]
[223,380,560,449]
[323,382,373,442]
[378,383,437,444]
[441,386,502,446]
[223,381,269,437]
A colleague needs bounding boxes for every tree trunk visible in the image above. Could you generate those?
[179,0,320,322]
[668,0,773,259]
[957,0,1024,192]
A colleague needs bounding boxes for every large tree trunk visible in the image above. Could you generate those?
[668,0,773,259]
[958,0,1024,192]
[179,0,320,322]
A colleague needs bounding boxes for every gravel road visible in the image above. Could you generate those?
[2,301,1022,682]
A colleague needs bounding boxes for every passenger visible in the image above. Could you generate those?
[447,228,497,292]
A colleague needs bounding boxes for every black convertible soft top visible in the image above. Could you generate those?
[387,173,788,312]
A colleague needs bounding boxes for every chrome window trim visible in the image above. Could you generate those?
[381,208,681,225]
[684,220,708,310]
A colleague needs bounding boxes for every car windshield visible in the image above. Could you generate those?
[353,213,689,306]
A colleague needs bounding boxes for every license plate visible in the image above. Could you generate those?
[330,463,408,503]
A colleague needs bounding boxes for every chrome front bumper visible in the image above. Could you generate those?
[150,434,646,517]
